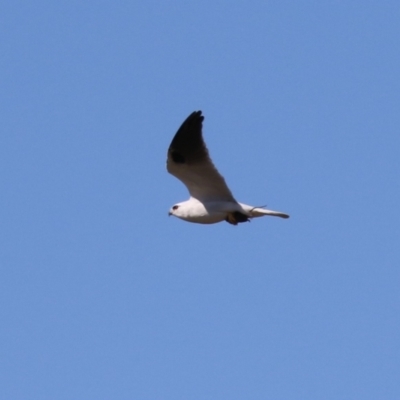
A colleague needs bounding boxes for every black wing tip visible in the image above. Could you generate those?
[187,110,204,123]
[167,110,206,162]
[175,110,204,134]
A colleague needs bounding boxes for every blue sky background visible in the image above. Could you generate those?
[1,1,399,399]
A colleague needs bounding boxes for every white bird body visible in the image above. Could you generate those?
[167,111,289,226]
[169,198,229,224]
[169,199,289,225]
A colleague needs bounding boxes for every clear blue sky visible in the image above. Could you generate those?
[1,1,399,399]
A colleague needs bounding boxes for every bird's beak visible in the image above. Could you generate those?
[168,211,172,216]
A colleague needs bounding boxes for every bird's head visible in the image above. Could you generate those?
[168,204,181,218]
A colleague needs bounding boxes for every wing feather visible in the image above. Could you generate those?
[167,111,236,202]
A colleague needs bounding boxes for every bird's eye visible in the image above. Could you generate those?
[172,205,179,210]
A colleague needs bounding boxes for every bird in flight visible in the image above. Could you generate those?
[167,111,289,225]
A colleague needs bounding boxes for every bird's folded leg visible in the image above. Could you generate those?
[225,211,250,225]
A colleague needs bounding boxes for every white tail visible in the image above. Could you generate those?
[239,203,289,219]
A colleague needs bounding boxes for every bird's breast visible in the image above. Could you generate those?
[177,201,227,224]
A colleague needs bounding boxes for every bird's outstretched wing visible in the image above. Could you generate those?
[167,111,236,202]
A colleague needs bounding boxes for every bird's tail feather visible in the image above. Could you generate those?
[251,207,289,219]
[239,203,289,219]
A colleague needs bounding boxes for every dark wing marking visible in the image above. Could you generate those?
[167,111,236,202]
